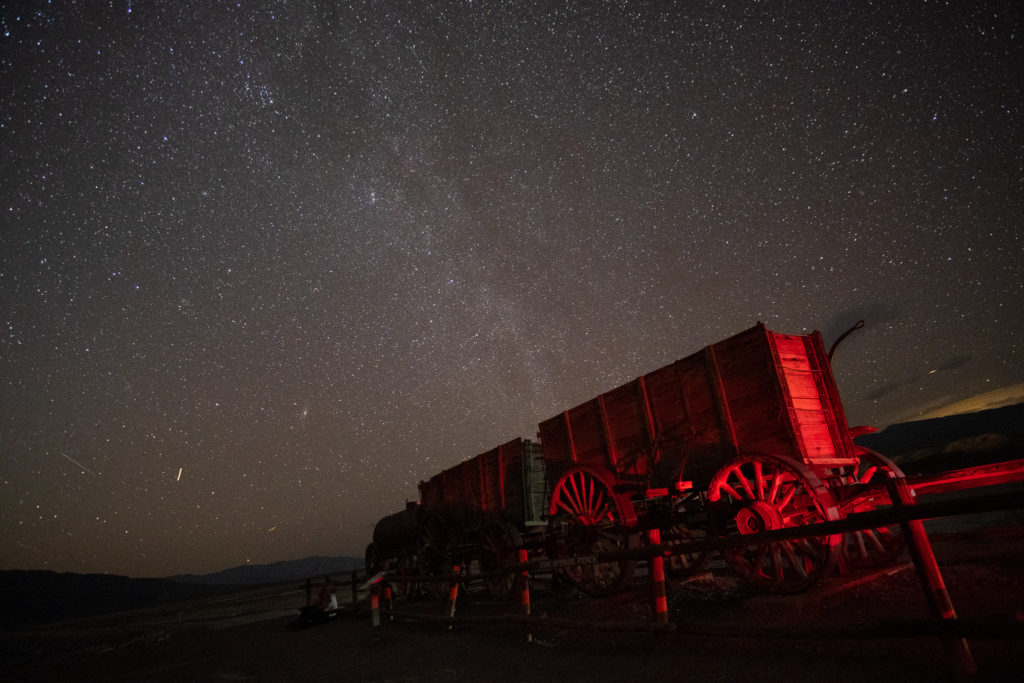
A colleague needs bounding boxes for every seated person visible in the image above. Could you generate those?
[299,577,337,623]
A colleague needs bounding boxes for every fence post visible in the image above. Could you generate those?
[887,475,975,676]
[446,564,461,629]
[370,585,381,627]
[519,548,532,643]
[648,528,669,625]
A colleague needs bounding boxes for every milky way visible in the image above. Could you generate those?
[2,1,1021,576]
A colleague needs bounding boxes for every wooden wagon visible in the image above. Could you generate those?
[368,323,909,598]
[537,322,903,595]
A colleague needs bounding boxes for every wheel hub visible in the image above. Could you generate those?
[735,500,784,535]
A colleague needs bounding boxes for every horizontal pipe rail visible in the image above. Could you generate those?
[368,487,1023,582]
[371,607,1024,640]
[908,458,1024,497]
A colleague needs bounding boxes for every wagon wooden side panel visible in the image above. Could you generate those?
[538,323,861,493]
[711,325,798,463]
[495,438,528,523]
[769,331,858,467]
[643,351,735,488]
[416,438,532,529]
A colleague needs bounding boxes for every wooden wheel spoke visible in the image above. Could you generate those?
[719,481,742,501]
[781,540,808,578]
[564,486,584,515]
[852,531,869,559]
[589,486,606,520]
[755,461,766,500]
[775,482,797,511]
[753,542,770,569]
[865,528,890,553]
[771,544,784,583]
[797,538,825,561]
[586,475,597,516]
[557,499,577,516]
[767,471,782,503]
[734,467,756,500]
[568,474,583,509]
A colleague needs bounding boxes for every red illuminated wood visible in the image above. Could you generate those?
[888,476,976,675]
[910,458,1024,497]
[596,395,619,466]
[837,448,906,568]
[708,453,840,593]
[548,466,638,596]
[663,521,710,578]
[704,345,740,456]
[563,411,578,463]
[637,375,659,462]
[479,520,522,601]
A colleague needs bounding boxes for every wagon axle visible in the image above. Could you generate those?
[734,500,784,535]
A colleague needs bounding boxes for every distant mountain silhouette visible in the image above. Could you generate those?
[167,555,363,586]
[0,570,234,626]
[1,555,364,626]
[855,401,1024,473]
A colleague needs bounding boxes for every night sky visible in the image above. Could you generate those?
[2,1,1022,578]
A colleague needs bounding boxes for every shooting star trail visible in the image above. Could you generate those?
[60,452,97,476]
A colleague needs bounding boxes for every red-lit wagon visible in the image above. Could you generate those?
[367,323,908,598]
[366,438,548,599]
[537,323,903,595]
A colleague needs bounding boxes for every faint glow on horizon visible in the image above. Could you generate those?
[910,383,1024,423]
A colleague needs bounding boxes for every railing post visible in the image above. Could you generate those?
[370,585,380,627]
[519,548,532,643]
[648,528,669,625]
[446,564,461,629]
[887,475,976,676]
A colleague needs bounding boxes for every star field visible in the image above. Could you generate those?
[2,1,1022,577]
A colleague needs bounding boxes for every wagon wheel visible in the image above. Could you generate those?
[548,466,639,597]
[478,520,523,601]
[839,447,906,568]
[417,512,452,599]
[390,554,418,600]
[708,453,841,594]
[663,523,711,579]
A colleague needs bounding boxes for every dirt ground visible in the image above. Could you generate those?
[4,527,1024,683]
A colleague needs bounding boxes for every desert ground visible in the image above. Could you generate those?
[4,507,1024,683]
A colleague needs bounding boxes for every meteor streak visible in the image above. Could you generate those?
[60,452,97,476]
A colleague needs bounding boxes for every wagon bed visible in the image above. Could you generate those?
[537,323,859,491]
